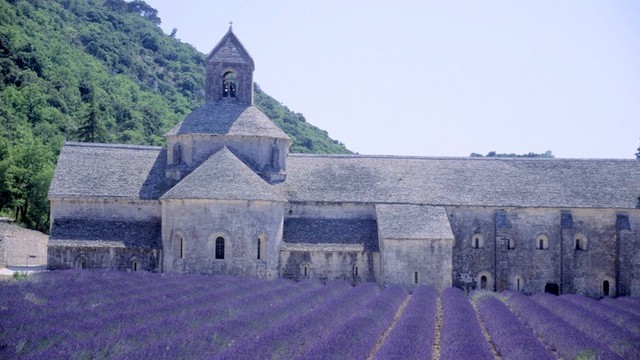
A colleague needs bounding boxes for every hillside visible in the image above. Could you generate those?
[0,0,350,231]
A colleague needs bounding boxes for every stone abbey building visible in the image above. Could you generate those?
[48,28,640,298]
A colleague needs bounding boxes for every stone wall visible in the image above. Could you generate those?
[0,223,48,267]
[48,245,160,272]
[379,238,452,290]
[162,199,284,279]
[167,135,289,183]
[279,244,379,284]
[447,206,638,297]
[50,199,161,224]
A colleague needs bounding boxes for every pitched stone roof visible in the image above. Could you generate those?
[160,147,285,202]
[48,142,168,200]
[283,218,379,251]
[376,205,454,240]
[165,103,289,139]
[50,143,640,209]
[278,155,640,209]
[49,218,161,248]
[206,27,254,68]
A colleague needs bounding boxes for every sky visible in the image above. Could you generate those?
[145,1,640,159]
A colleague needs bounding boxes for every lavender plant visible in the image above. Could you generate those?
[502,291,622,360]
[532,293,640,359]
[439,287,493,360]
[298,285,407,360]
[475,294,554,360]
[374,285,438,360]
[562,294,640,336]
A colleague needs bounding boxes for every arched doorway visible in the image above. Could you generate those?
[480,275,488,289]
[544,283,559,295]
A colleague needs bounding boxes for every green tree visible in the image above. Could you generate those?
[635,142,639,159]
[77,95,108,143]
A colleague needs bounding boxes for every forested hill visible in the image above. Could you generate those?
[0,0,350,232]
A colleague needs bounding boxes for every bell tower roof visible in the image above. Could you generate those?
[206,25,254,70]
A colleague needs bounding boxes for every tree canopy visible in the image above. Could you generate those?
[470,151,554,158]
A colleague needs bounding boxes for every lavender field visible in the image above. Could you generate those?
[1,270,639,360]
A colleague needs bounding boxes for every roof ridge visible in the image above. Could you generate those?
[287,153,638,162]
[64,141,162,151]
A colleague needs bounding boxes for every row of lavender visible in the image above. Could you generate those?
[1,270,639,359]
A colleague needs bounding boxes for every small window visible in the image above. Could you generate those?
[472,234,484,249]
[414,271,419,284]
[536,235,549,250]
[132,260,139,272]
[79,259,87,269]
[173,233,184,259]
[574,234,588,251]
[302,264,310,277]
[507,238,515,250]
[354,265,359,277]
[215,236,225,259]
[603,280,610,297]
[257,235,267,260]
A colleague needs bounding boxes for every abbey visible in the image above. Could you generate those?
[48,28,640,298]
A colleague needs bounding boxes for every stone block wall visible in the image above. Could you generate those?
[50,199,161,224]
[379,238,452,290]
[279,245,378,284]
[447,206,636,297]
[162,199,283,279]
[48,246,160,272]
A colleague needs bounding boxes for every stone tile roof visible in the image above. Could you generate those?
[49,218,161,249]
[206,27,254,68]
[165,103,289,139]
[281,243,365,252]
[278,155,640,209]
[376,205,454,240]
[160,147,286,202]
[283,218,379,252]
[48,142,168,200]
[0,223,48,266]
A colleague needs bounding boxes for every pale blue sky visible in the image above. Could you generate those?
[146,1,640,158]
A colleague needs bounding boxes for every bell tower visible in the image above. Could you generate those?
[205,25,254,105]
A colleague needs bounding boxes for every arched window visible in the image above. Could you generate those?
[414,271,419,284]
[172,144,182,165]
[536,235,549,250]
[132,260,139,272]
[173,233,184,259]
[302,264,310,277]
[480,275,488,289]
[215,236,225,259]
[574,234,588,251]
[222,71,237,98]
[354,265,359,277]
[79,258,87,269]
[472,234,484,249]
[257,235,266,260]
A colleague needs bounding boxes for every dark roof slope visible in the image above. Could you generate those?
[161,147,285,201]
[278,155,640,209]
[283,218,379,252]
[376,205,454,240]
[165,103,289,139]
[49,218,161,248]
[48,142,168,200]
[206,27,254,68]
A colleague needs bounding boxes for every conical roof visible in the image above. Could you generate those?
[161,147,285,202]
[165,103,289,139]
